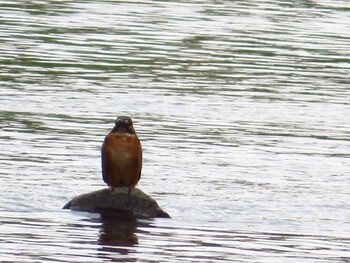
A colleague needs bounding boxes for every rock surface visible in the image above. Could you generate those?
[63,187,170,219]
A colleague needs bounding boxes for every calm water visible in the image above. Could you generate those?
[1,0,350,262]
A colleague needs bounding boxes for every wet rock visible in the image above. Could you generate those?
[63,187,170,219]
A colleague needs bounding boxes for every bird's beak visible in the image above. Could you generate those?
[111,122,135,134]
[111,121,124,133]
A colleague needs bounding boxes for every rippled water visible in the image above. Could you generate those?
[1,0,350,262]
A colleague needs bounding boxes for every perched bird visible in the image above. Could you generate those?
[101,116,142,193]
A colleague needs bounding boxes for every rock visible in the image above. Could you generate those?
[63,187,170,219]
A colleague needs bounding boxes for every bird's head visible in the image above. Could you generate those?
[111,116,136,135]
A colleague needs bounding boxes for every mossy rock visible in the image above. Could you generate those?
[63,187,170,219]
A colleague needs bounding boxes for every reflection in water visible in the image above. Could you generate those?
[97,216,139,259]
[98,216,139,247]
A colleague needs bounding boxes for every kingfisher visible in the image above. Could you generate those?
[101,116,142,194]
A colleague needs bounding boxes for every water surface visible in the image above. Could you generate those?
[0,0,349,262]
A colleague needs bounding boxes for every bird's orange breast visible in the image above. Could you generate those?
[101,133,142,188]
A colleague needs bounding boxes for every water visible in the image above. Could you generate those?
[1,0,349,262]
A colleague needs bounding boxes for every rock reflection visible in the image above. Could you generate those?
[98,216,139,249]
[97,216,139,261]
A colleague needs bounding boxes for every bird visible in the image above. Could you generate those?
[101,116,142,194]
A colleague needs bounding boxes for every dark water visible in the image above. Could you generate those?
[1,0,350,262]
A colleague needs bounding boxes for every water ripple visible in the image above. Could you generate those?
[1,0,349,262]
